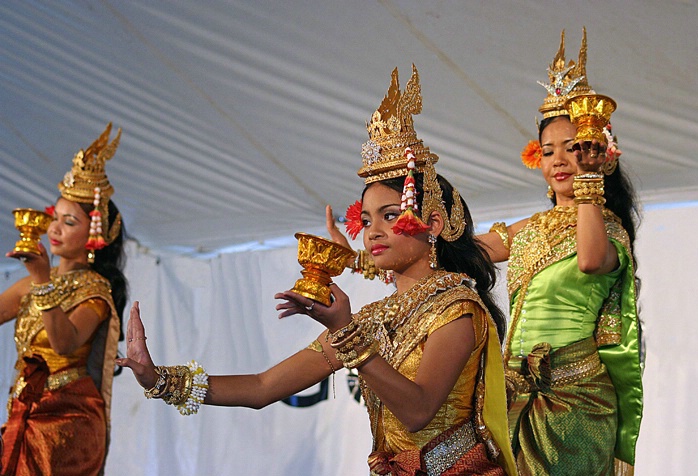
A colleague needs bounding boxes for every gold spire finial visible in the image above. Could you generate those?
[538,28,595,119]
[357,64,438,183]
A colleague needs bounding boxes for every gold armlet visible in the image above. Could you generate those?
[488,222,510,251]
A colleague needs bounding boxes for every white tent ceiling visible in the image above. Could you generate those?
[2,1,697,271]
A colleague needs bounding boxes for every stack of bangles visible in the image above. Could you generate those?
[348,249,378,280]
[143,360,209,415]
[329,320,379,369]
[30,281,66,311]
[573,173,606,206]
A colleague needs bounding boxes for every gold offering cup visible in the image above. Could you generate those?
[12,208,53,255]
[291,233,356,306]
[565,94,616,144]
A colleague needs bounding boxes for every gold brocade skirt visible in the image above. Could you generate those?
[1,376,106,476]
[506,337,618,476]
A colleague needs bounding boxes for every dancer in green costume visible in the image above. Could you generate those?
[480,29,643,475]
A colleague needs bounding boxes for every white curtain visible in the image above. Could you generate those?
[1,205,697,474]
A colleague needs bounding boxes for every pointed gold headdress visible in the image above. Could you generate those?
[358,64,438,183]
[353,66,464,242]
[538,28,595,119]
[58,123,122,256]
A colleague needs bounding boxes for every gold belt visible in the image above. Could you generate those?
[423,419,478,476]
[11,366,88,400]
[369,420,479,476]
[506,346,602,393]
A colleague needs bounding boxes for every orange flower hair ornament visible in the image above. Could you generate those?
[521,140,542,169]
[392,147,430,236]
[344,200,363,240]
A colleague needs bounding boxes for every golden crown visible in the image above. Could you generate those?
[58,123,122,252]
[538,28,595,119]
[58,123,120,205]
[357,64,438,183]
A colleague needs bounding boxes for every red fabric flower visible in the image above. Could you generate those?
[44,205,55,217]
[344,200,363,240]
[392,209,429,236]
[85,236,106,250]
[521,140,542,169]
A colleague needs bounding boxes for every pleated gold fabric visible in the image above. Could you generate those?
[1,376,106,476]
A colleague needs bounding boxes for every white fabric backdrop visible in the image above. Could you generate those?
[1,204,696,474]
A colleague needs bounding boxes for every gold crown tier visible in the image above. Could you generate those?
[565,94,616,144]
[291,233,356,306]
[13,208,53,255]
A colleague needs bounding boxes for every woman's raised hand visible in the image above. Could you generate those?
[326,205,353,251]
[275,283,352,334]
[115,301,159,390]
[573,139,607,174]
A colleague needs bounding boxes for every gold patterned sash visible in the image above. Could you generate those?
[9,367,89,409]
[506,337,601,394]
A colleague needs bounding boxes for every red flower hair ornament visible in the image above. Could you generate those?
[344,200,364,240]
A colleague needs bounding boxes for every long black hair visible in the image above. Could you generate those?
[365,175,508,344]
[78,199,129,340]
[539,115,641,248]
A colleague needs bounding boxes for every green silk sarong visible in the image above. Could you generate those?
[505,207,643,473]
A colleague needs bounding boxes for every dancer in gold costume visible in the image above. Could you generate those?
[0,124,127,476]
[117,66,517,475]
[477,30,643,475]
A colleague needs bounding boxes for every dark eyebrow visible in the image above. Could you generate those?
[361,203,401,216]
[61,213,82,222]
[542,137,575,147]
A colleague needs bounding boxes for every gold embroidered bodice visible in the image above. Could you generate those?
[354,270,490,454]
[505,206,631,362]
[13,268,113,376]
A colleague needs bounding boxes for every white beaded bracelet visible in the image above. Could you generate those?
[177,360,209,416]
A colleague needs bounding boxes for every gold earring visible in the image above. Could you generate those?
[546,185,554,199]
[429,234,439,270]
[87,250,95,264]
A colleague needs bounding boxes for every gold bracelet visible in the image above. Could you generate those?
[160,365,190,406]
[488,222,510,251]
[144,366,167,399]
[30,281,56,295]
[573,174,605,206]
[328,320,359,344]
[30,281,65,311]
[348,250,378,280]
[31,289,67,311]
[177,361,209,416]
[340,340,380,369]
[574,195,606,206]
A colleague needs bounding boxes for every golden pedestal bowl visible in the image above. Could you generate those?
[291,233,356,306]
[565,94,616,144]
[13,208,53,255]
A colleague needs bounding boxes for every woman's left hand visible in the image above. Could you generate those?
[573,139,607,174]
[274,283,352,333]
